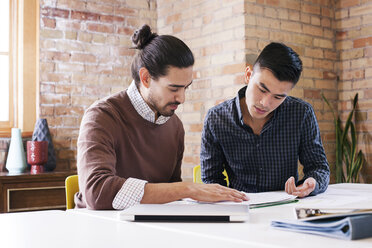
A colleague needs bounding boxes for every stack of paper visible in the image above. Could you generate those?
[245,192,298,208]
[211,191,298,208]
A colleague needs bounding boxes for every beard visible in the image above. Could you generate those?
[147,93,180,117]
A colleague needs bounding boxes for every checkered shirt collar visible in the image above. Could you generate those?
[127,81,170,125]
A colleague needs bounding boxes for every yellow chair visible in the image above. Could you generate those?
[193,165,229,186]
[65,175,79,210]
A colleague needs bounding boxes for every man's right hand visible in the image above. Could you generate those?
[141,182,248,204]
[186,183,249,203]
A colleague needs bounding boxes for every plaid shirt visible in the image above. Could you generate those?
[201,86,330,195]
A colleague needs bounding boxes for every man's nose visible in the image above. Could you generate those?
[260,95,271,107]
[175,90,185,104]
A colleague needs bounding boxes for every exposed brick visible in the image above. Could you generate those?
[40,94,70,105]
[40,83,55,93]
[57,0,85,10]
[78,32,93,43]
[280,21,302,33]
[222,63,245,74]
[41,72,70,83]
[336,31,347,40]
[71,11,99,21]
[336,17,361,29]
[353,37,372,48]
[304,89,321,99]
[302,4,320,15]
[40,106,54,116]
[313,38,333,49]
[166,13,182,25]
[92,34,106,44]
[305,48,324,58]
[288,10,300,21]
[65,31,77,40]
[321,7,333,18]
[86,2,114,14]
[323,71,337,80]
[55,106,85,116]
[117,27,135,36]
[338,0,360,8]
[57,63,84,73]
[350,5,372,17]
[303,25,323,36]
[41,51,71,62]
[42,18,56,28]
[41,7,69,18]
[115,7,137,16]
[87,23,114,33]
[40,29,63,39]
[56,20,81,30]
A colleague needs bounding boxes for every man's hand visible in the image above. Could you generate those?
[285,176,316,198]
[187,183,249,203]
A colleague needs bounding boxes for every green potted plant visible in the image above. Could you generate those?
[322,93,364,183]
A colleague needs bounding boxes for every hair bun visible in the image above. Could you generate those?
[132,24,158,50]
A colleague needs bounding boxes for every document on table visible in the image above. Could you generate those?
[297,187,372,208]
[188,191,298,209]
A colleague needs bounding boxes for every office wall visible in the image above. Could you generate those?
[38,0,157,170]
[0,0,364,182]
[157,0,340,181]
[335,0,372,182]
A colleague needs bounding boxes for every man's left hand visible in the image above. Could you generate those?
[285,176,316,198]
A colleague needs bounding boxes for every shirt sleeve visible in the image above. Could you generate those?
[200,110,228,186]
[298,106,330,195]
[112,178,147,210]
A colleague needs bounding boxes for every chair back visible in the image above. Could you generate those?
[65,175,79,210]
[193,165,229,186]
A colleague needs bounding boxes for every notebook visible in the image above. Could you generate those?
[118,202,249,222]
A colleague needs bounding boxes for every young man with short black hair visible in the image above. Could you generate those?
[201,42,330,197]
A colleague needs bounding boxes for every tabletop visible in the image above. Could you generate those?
[0,183,371,248]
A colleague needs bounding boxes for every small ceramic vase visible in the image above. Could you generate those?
[5,128,27,174]
[27,141,48,174]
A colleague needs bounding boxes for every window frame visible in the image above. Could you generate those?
[0,0,38,137]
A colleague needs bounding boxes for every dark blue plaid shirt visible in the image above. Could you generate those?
[201,86,330,195]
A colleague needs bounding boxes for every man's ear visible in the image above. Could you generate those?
[139,67,151,88]
[245,65,252,84]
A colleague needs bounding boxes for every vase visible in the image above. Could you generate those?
[27,141,48,174]
[5,128,27,174]
[32,118,56,171]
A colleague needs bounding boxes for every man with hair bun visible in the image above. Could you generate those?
[201,42,330,198]
[76,24,248,210]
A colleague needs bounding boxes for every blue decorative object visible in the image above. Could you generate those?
[32,119,56,171]
[5,128,27,174]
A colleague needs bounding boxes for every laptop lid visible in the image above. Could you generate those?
[118,202,249,222]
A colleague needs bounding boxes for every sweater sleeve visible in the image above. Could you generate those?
[77,105,127,210]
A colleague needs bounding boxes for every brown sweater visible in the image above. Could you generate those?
[75,90,184,209]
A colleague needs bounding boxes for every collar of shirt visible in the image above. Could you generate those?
[234,86,283,134]
[127,81,170,125]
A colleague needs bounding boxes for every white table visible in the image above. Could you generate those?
[1,184,372,248]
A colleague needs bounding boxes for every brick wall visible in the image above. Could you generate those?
[157,0,340,181]
[336,0,372,182]
[157,0,248,179]
[39,0,157,171]
[2,0,371,183]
